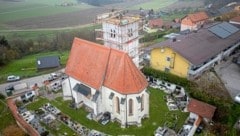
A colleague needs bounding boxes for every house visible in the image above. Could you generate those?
[187,98,216,136]
[180,11,208,31]
[62,38,149,127]
[230,16,240,25]
[149,22,240,79]
[148,18,163,29]
[36,56,60,70]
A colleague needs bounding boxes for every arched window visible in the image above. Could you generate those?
[141,94,144,111]
[129,99,133,116]
[115,97,120,114]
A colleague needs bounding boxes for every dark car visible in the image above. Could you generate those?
[99,112,111,125]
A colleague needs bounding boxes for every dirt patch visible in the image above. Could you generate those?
[194,71,231,101]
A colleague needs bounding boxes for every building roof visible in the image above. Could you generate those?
[148,22,240,66]
[65,38,148,94]
[230,16,240,23]
[187,99,216,119]
[182,11,208,25]
[36,56,60,69]
[104,16,140,26]
[149,18,163,28]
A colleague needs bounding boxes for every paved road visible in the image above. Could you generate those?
[0,69,65,96]
[215,57,240,99]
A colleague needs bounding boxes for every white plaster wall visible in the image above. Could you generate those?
[101,86,149,126]
[180,24,197,31]
[67,77,97,114]
[189,112,198,119]
[62,78,72,100]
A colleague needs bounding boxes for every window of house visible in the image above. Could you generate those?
[115,97,120,114]
[110,29,116,38]
[165,67,170,72]
[166,57,171,61]
[129,99,133,116]
[128,28,133,37]
[141,94,144,111]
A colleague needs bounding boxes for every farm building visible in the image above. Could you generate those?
[149,22,240,79]
[62,38,149,127]
[180,11,208,32]
[96,15,143,68]
[36,56,60,70]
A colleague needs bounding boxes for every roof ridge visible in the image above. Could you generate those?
[99,48,112,91]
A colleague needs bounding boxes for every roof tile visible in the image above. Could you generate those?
[65,38,148,94]
[188,99,216,119]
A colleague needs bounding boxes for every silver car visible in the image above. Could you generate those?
[7,75,20,82]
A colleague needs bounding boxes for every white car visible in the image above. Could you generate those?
[7,75,20,82]
[234,94,240,103]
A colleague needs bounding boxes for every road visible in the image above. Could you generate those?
[0,69,65,96]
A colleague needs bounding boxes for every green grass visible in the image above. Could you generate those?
[129,0,178,10]
[2,23,100,40]
[0,0,94,24]
[0,100,16,132]
[0,51,69,83]
[27,88,188,135]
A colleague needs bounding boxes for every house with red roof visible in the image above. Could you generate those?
[180,11,209,31]
[230,16,240,25]
[187,99,216,136]
[148,18,163,28]
[62,37,149,127]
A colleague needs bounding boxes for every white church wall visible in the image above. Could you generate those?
[62,78,72,100]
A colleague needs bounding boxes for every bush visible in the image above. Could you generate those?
[0,93,5,99]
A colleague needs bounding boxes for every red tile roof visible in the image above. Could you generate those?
[187,99,216,119]
[65,37,148,94]
[149,18,163,28]
[181,11,208,25]
[230,16,240,23]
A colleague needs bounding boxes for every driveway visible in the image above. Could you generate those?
[215,58,240,99]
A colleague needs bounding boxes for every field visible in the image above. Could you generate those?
[129,0,178,10]
[0,0,95,30]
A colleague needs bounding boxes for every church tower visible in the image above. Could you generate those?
[96,15,141,68]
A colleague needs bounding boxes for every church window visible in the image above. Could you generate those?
[141,94,144,111]
[110,29,116,38]
[115,97,120,114]
[129,99,133,116]
[128,28,133,37]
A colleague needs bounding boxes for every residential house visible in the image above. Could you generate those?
[187,99,216,136]
[149,22,240,79]
[230,16,240,25]
[148,18,163,29]
[36,56,60,70]
[180,11,209,31]
[62,38,149,127]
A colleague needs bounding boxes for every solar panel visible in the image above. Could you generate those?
[220,22,239,34]
[208,22,239,39]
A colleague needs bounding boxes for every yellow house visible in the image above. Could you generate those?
[151,47,190,77]
[149,22,240,79]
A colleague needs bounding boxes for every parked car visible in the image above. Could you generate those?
[234,94,240,103]
[7,75,20,82]
[99,112,111,125]
[20,91,36,102]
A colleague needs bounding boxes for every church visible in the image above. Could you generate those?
[62,38,149,127]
